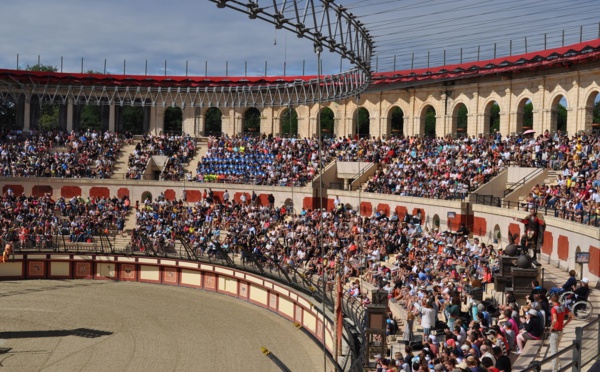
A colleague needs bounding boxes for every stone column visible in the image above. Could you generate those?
[181,106,195,135]
[23,100,31,132]
[108,104,116,132]
[66,99,74,131]
[149,105,166,134]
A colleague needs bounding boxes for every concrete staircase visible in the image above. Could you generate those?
[184,137,209,177]
[112,141,138,179]
[515,169,561,208]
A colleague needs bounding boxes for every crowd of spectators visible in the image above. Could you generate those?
[0,188,130,249]
[195,135,336,186]
[511,130,600,225]
[126,133,196,180]
[126,191,531,371]
[0,129,122,178]
[363,135,506,199]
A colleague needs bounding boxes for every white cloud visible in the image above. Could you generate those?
[1,0,597,75]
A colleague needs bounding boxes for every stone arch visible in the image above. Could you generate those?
[117,102,149,134]
[319,107,335,137]
[432,214,440,230]
[243,107,261,134]
[279,107,298,137]
[483,100,501,135]
[451,102,469,137]
[353,107,370,138]
[30,94,65,132]
[515,97,533,134]
[141,191,153,203]
[419,104,437,138]
[204,107,223,136]
[549,94,568,134]
[387,106,404,137]
[163,106,183,134]
[493,224,501,244]
[583,89,600,133]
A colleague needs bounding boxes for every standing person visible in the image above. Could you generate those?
[223,190,230,203]
[549,294,572,372]
[404,305,416,343]
[420,299,436,338]
[512,209,545,260]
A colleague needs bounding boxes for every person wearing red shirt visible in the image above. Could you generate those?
[549,294,572,371]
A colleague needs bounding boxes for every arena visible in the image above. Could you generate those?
[1,2,600,372]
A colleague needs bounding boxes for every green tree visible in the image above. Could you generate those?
[556,103,567,132]
[164,107,182,133]
[80,105,102,131]
[593,100,600,124]
[489,103,500,133]
[425,107,436,137]
[390,107,404,135]
[523,102,533,129]
[243,108,261,132]
[205,107,222,135]
[27,64,60,131]
[0,99,16,130]
[122,107,145,134]
[457,104,468,134]
[357,108,370,137]
[281,108,298,137]
[27,64,57,72]
[319,107,334,135]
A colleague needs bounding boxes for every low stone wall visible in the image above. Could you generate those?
[0,253,336,355]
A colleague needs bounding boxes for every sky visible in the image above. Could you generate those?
[1,0,599,77]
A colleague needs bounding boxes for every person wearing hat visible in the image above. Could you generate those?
[516,309,543,353]
[573,277,591,301]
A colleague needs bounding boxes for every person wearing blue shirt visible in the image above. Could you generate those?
[549,270,577,295]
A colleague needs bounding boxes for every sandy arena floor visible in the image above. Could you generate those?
[0,280,327,372]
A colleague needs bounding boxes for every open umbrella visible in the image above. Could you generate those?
[523,129,536,135]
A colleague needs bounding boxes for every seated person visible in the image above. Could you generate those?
[516,309,543,353]
[573,277,591,301]
[548,269,577,295]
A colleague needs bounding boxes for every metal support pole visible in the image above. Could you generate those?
[427,51,430,68]
[544,33,547,49]
[16,54,19,70]
[525,37,528,53]
[411,52,414,70]
[164,60,167,76]
[265,61,267,76]
[580,26,583,43]
[145,60,147,75]
[460,48,463,64]
[393,54,396,71]
[61,57,64,73]
[226,61,228,77]
[124,59,126,75]
[572,328,583,372]
[245,61,247,77]
[597,314,600,362]
[509,40,512,56]
[494,43,497,59]
[81,57,84,73]
[104,59,107,74]
[477,46,480,61]
[205,61,208,77]
[186,60,188,76]
[562,30,565,47]
[443,50,446,65]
